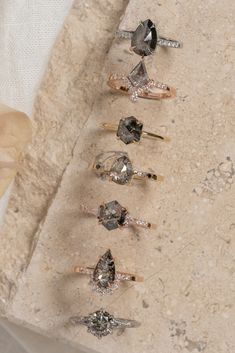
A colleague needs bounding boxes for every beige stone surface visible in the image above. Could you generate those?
[1,0,235,353]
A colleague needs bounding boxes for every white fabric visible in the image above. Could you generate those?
[0,0,74,258]
[0,0,74,116]
[0,2,80,350]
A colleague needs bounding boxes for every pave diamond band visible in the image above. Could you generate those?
[157,37,182,48]
[74,249,143,294]
[116,30,182,49]
[69,309,140,338]
[116,19,182,56]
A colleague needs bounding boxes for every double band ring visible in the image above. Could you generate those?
[107,60,176,101]
[102,116,170,145]
[93,151,164,185]
[74,249,143,294]
[116,19,182,57]
[82,200,153,231]
[69,309,140,338]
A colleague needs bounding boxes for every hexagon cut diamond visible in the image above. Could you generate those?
[93,250,116,290]
[117,116,143,144]
[98,200,127,230]
[131,19,157,57]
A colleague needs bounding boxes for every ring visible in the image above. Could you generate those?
[102,116,170,145]
[116,18,182,56]
[107,60,176,101]
[74,249,143,294]
[82,200,153,231]
[93,151,164,185]
[69,309,140,338]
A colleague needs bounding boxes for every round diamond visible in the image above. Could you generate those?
[86,310,114,338]
[131,19,157,56]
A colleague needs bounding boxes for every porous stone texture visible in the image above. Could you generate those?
[1,0,235,353]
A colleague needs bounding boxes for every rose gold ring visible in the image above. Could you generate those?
[107,60,176,102]
[74,249,143,294]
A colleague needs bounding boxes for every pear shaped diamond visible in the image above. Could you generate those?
[131,19,157,56]
[93,250,116,291]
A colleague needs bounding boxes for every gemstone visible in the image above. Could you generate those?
[131,19,157,56]
[85,309,114,338]
[128,60,149,88]
[110,155,133,185]
[93,250,116,290]
[98,200,127,230]
[117,116,143,144]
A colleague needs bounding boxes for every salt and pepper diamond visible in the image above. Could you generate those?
[128,60,149,88]
[93,250,116,293]
[117,116,143,144]
[131,19,157,57]
[110,155,134,185]
[81,309,115,338]
[70,309,140,338]
[98,200,127,230]
[127,60,156,101]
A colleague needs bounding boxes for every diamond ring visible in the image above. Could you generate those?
[82,200,153,231]
[102,116,170,145]
[74,249,143,294]
[116,19,182,57]
[107,60,176,101]
[93,151,164,185]
[69,309,140,339]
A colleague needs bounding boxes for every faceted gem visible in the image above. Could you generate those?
[117,116,143,144]
[85,309,114,338]
[98,200,127,230]
[93,250,116,290]
[131,19,157,56]
[127,60,149,87]
[110,155,133,185]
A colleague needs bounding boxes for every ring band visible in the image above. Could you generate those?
[116,19,182,57]
[102,116,170,145]
[82,200,153,231]
[73,250,143,294]
[107,60,176,101]
[93,151,164,185]
[69,309,140,338]
[117,29,182,49]
[74,266,142,282]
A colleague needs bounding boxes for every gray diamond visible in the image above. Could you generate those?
[98,200,127,230]
[85,309,114,338]
[131,19,157,57]
[117,116,143,144]
[110,155,133,185]
[93,250,115,290]
[128,61,149,87]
